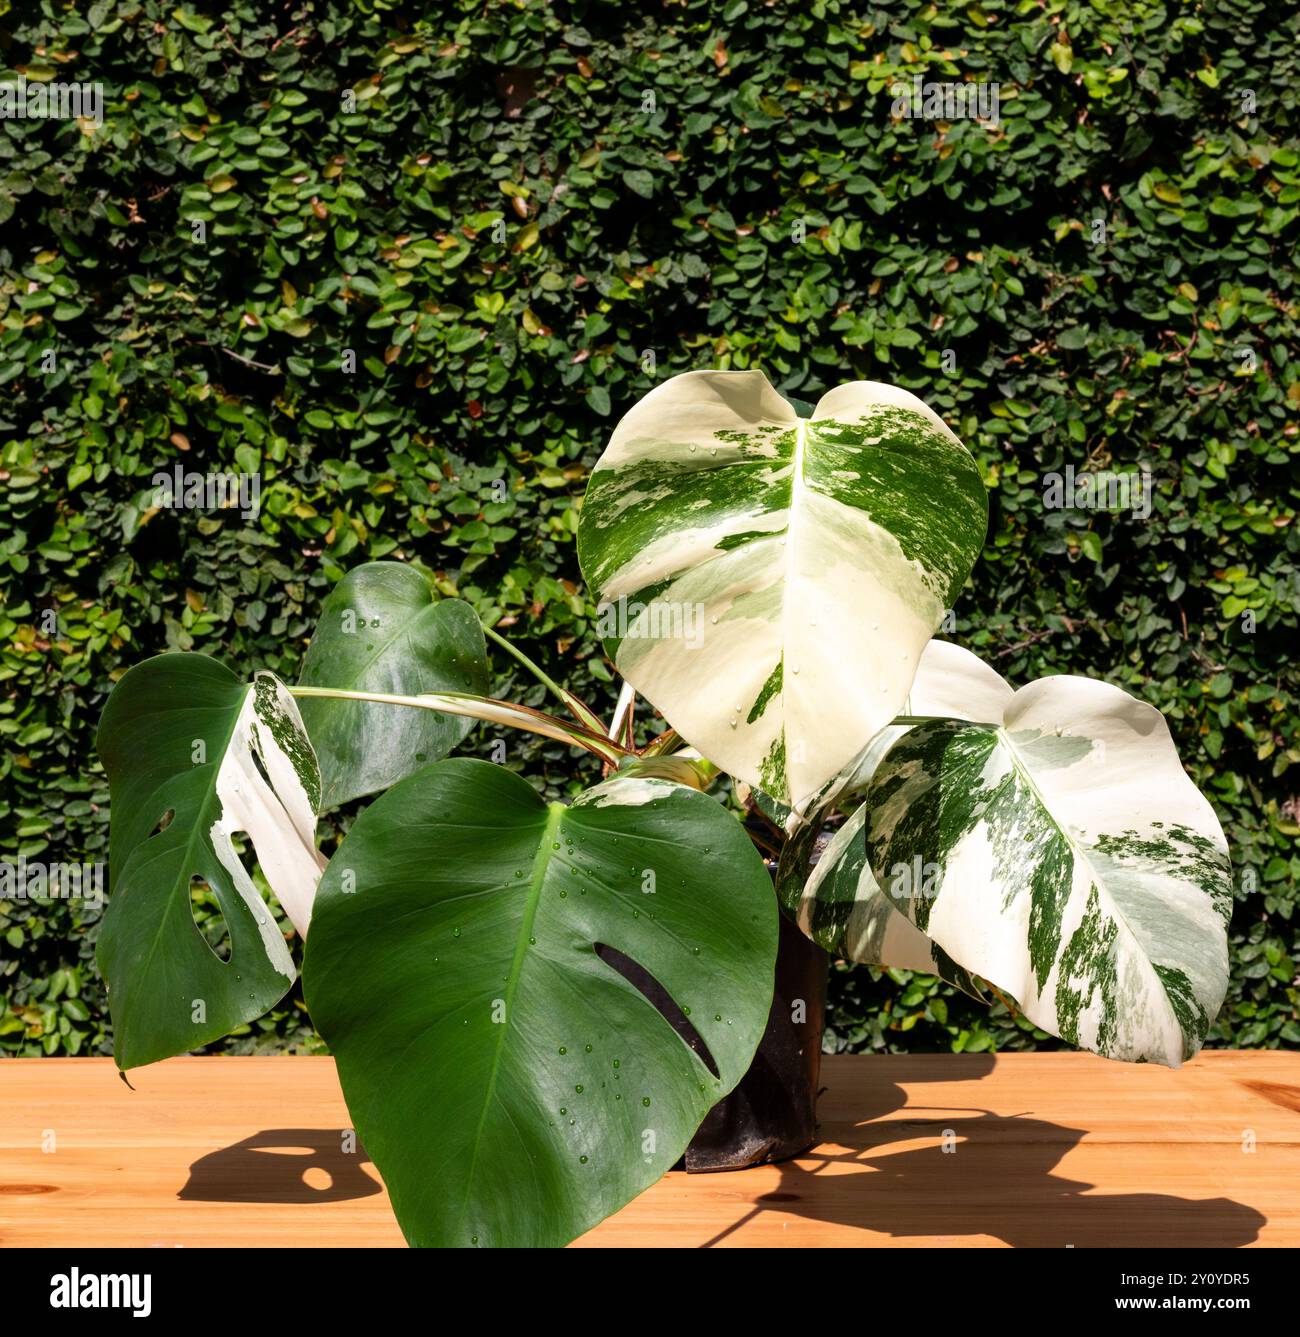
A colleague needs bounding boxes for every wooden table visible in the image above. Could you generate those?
[2,1051,1295,1247]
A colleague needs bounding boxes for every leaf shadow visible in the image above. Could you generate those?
[179,1129,382,1204]
[700,1058,1267,1248]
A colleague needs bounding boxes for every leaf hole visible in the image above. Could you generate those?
[230,833,290,938]
[250,743,273,791]
[189,875,232,963]
[301,1166,333,1192]
[594,942,720,1079]
[152,808,175,836]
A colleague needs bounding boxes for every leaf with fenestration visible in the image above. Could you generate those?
[297,562,488,808]
[577,370,986,808]
[864,675,1233,1065]
[304,758,777,1247]
[97,654,325,1070]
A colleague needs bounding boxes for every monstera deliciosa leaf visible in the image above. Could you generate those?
[297,562,489,808]
[777,640,1011,996]
[864,674,1233,1066]
[97,655,326,1070]
[304,757,778,1248]
[577,370,987,808]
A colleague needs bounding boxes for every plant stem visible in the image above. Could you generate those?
[481,624,567,700]
[640,727,681,757]
[610,754,717,792]
[288,685,629,765]
[608,680,635,743]
[745,824,782,862]
[986,982,1021,1019]
[481,623,608,736]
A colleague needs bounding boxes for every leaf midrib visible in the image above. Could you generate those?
[995,726,1182,1039]
[455,800,564,1238]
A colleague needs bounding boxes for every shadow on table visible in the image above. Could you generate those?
[701,1056,1266,1247]
[179,1129,382,1204]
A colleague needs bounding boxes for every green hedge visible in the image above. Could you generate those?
[1,0,1296,1061]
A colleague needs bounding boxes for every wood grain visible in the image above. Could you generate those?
[1,1051,1295,1248]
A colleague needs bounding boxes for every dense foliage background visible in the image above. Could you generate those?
[2,0,1297,1062]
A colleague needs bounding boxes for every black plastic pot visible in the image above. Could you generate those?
[683,906,828,1171]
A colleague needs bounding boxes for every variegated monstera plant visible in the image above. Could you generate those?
[97,370,1232,1248]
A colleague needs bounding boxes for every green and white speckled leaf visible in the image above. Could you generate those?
[864,675,1233,1066]
[778,805,984,998]
[776,641,1011,992]
[97,654,327,1070]
[792,638,1015,825]
[577,371,987,808]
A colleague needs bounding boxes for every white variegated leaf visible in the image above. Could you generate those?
[577,370,986,808]
[777,804,984,998]
[865,675,1233,1066]
[776,641,1009,992]
[97,655,327,1069]
[899,636,1014,726]
[790,638,1015,826]
[213,673,328,938]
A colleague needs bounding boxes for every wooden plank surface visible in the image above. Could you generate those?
[1,1051,1295,1248]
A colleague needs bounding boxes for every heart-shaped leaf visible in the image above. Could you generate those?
[304,758,777,1248]
[97,655,325,1070]
[864,675,1233,1065]
[777,641,1009,992]
[577,370,986,807]
[297,562,489,808]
